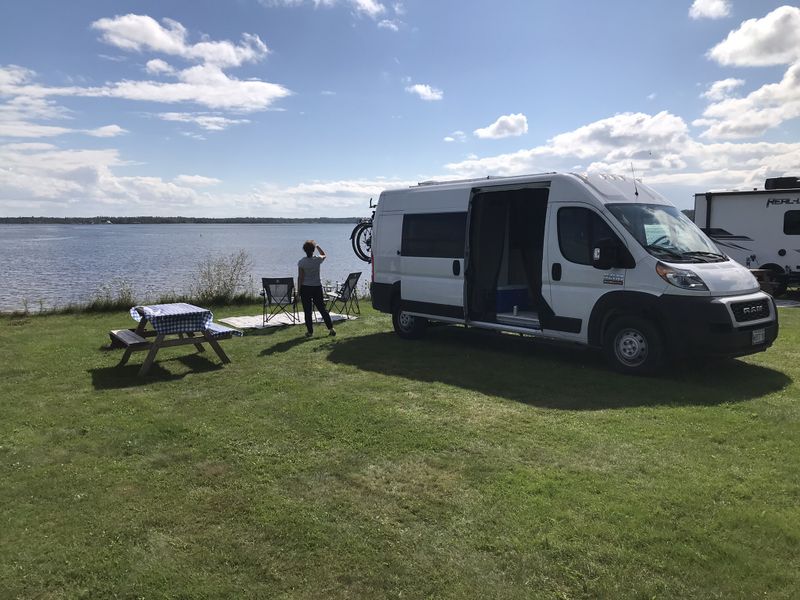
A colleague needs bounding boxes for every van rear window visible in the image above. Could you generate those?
[402,212,467,258]
[784,211,800,235]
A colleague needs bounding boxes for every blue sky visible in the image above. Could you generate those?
[1,0,799,216]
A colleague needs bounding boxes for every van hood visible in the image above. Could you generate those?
[666,259,760,295]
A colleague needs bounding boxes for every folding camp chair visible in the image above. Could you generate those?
[261,277,298,325]
[325,272,362,317]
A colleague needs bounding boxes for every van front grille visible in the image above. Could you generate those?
[730,299,770,322]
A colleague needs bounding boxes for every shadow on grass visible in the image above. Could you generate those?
[89,353,224,389]
[326,327,791,410]
[259,336,312,356]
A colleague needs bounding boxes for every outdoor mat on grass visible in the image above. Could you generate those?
[219,312,357,330]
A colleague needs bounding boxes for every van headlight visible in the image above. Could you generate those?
[656,262,708,291]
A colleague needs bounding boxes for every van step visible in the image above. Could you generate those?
[496,311,540,328]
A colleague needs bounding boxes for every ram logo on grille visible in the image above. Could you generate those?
[732,300,770,322]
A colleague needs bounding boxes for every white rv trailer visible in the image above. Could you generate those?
[370,172,778,374]
[693,176,800,294]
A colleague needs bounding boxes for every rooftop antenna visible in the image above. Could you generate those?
[630,162,639,198]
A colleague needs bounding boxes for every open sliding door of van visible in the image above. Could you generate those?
[465,183,550,329]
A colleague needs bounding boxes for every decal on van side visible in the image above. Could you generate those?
[702,228,754,251]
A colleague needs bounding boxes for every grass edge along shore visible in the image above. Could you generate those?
[1,304,798,598]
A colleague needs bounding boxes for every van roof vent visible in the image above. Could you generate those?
[765,176,800,190]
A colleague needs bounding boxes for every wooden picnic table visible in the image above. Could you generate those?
[108,303,241,376]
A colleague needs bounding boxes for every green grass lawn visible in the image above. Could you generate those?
[1,305,798,599]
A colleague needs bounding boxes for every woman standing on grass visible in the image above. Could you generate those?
[298,240,336,337]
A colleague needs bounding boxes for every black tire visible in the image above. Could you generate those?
[760,264,788,297]
[603,315,664,375]
[392,303,427,339]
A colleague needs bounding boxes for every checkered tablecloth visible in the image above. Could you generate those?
[130,303,213,335]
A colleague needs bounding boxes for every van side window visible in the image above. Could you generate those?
[557,207,620,265]
[784,211,800,235]
[402,212,467,258]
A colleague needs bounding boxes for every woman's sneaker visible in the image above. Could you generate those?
[329,328,336,337]
[305,331,313,338]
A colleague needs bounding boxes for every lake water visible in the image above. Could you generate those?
[0,224,368,311]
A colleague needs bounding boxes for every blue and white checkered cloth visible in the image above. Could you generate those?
[130,303,213,335]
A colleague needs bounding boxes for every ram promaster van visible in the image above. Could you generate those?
[370,173,778,374]
[694,176,800,295]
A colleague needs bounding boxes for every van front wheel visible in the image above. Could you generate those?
[392,305,427,339]
[603,316,664,375]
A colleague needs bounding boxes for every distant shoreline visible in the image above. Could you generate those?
[0,217,360,225]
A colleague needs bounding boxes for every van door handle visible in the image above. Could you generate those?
[551,263,562,281]
[452,260,461,276]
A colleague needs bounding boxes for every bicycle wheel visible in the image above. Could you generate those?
[351,222,372,262]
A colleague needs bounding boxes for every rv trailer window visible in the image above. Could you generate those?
[401,212,467,258]
[784,211,800,235]
[557,207,619,265]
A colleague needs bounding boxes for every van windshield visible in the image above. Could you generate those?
[607,203,726,263]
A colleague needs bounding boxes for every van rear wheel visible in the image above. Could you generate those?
[603,316,664,375]
[392,304,427,339]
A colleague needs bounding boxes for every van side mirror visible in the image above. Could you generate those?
[592,239,620,270]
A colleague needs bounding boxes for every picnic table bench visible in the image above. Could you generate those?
[109,303,241,376]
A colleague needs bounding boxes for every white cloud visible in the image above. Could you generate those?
[0,137,415,216]
[473,113,528,139]
[248,177,414,215]
[174,174,221,187]
[701,78,744,101]
[696,63,800,139]
[446,111,689,177]
[405,83,443,101]
[91,14,269,68]
[145,59,175,75]
[0,121,73,138]
[0,62,292,113]
[4,108,800,216]
[0,84,127,139]
[443,130,466,143]
[158,112,250,131]
[1,142,58,151]
[696,8,800,139]
[351,0,386,18]
[378,19,400,31]
[0,16,292,116]
[0,65,35,87]
[689,0,730,20]
[85,124,128,137]
[443,110,800,199]
[260,0,387,20]
[708,6,800,66]
[647,92,657,101]
[0,93,72,138]
[180,131,206,141]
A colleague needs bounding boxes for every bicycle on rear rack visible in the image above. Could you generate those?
[350,198,375,263]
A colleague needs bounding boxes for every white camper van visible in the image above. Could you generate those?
[694,176,800,295]
[370,172,778,374]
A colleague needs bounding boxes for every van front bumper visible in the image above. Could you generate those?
[660,293,778,358]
